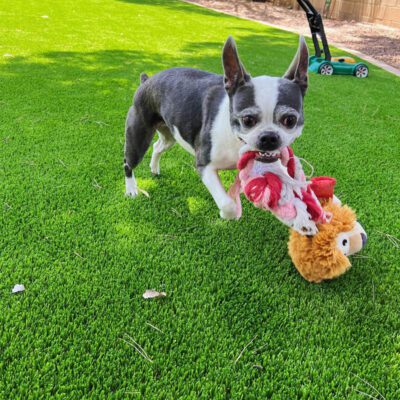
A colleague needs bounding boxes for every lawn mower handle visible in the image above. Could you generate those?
[297,0,331,61]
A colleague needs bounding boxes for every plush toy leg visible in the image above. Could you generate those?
[291,198,318,235]
[332,195,342,206]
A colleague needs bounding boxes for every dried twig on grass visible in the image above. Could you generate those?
[92,179,102,190]
[58,159,67,168]
[352,373,386,400]
[234,335,257,365]
[121,333,153,363]
[377,231,399,249]
[353,388,380,400]
[74,251,86,260]
[145,322,164,334]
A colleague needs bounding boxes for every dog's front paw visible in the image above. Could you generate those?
[125,187,138,197]
[125,177,138,198]
[292,216,318,236]
[219,199,238,220]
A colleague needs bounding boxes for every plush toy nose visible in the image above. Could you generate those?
[257,131,281,151]
[361,232,367,248]
[347,222,367,256]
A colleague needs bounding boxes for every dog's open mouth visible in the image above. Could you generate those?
[255,151,281,163]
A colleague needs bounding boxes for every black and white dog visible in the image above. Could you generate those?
[124,36,310,224]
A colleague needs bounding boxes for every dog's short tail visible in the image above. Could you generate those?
[140,72,149,84]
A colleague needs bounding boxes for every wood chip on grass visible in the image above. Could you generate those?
[12,284,25,294]
[142,289,166,299]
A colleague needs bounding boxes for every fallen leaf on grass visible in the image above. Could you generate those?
[137,188,150,198]
[142,289,166,299]
[12,284,25,294]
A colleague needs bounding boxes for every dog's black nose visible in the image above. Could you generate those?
[257,131,281,151]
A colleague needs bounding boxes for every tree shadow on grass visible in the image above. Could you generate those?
[0,33,299,112]
[116,0,237,19]
[178,33,300,76]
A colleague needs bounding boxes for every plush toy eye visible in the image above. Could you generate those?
[280,115,297,129]
[337,233,350,255]
[242,115,257,128]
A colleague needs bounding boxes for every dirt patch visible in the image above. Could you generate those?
[186,0,400,70]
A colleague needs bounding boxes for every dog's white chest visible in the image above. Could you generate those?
[209,96,242,169]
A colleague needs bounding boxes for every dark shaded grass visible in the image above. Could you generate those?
[0,0,399,398]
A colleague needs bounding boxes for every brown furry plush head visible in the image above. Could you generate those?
[288,200,367,283]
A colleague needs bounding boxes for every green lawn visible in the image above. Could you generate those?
[1,0,399,398]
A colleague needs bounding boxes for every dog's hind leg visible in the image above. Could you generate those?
[149,125,176,175]
[124,106,155,197]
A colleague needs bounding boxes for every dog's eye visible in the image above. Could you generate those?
[242,115,257,128]
[281,115,297,129]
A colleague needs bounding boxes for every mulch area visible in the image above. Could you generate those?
[187,0,400,70]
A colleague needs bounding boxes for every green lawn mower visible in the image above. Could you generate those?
[298,0,369,78]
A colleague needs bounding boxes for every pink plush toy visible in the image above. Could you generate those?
[229,147,333,235]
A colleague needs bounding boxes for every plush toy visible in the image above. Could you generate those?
[229,146,331,235]
[288,177,367,282]
[229,147,367,282]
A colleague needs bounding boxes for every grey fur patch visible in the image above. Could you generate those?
[283,36,309,95]
[138,68,224,149]
[128,68,234,171]
[229,82,256,129]
[222,36,251,95]
[124,162,132,178]
[140,72,149,84]
[274,79,305,125]
[231,83,255,113]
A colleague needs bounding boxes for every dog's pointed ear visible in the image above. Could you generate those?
[222,36,250,95]
[283,36,309,94]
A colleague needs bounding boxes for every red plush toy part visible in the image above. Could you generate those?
[229,147,334,230]
[243,173,282,208]
[310,176,336,199]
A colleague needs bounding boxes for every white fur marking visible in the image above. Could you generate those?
[209,96,242,169]
[253,76,279,125]
[125,174,138,197]
[201,165,238,219]
[150,132,175,175]
[172,126,195,156]
[150,148,162,175]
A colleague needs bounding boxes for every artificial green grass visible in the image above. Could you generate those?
[1,0,399,398]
